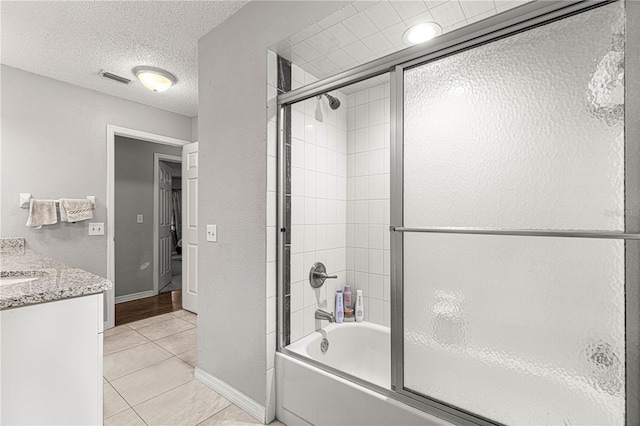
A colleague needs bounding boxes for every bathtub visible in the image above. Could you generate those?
[286,322,390,388]
[276,321,455,426]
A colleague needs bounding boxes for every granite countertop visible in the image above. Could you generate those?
[0,238,112,310]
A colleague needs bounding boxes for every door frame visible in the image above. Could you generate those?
[153,153,182,296]
[106,125,190,329]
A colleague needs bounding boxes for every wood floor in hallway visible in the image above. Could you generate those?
[115,290,183,326]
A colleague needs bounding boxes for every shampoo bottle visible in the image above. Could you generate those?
[336,290,344,324]
[343,284,353,314]
[355,290,364,322]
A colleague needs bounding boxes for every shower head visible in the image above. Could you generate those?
[323,93,341,110]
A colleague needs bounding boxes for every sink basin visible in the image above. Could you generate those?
[0,276,41,286]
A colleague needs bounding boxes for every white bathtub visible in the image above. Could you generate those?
[286,322,390,388]
[276,322,455,426]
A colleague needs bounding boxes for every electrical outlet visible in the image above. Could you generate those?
[88,223,104,236]
[206,224,217,242]
[137,214,143,223]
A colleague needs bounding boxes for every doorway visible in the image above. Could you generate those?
[106,125,193,329]
[156,156,183,295]
[112,138,182,325]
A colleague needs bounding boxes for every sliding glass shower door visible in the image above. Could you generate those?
[395,1,633,424]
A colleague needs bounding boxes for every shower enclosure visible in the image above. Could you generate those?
[277,1,638,424]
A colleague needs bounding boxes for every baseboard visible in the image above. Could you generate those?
[115,290,155,304]
[195,368,266,424]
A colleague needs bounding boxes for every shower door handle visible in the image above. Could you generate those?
[309,262,337,288]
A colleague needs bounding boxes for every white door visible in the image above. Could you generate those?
[158,161,173,290]
[182,142,198,313]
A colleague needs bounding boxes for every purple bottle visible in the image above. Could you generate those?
[343,284,353,313]
[335,290,344,324]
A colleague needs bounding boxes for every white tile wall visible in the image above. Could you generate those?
[346,82,391,327]
[290,63,348,343]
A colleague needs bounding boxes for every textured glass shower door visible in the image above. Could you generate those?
[400,2,628,424]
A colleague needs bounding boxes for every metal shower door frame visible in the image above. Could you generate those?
[276,1,639,424]
[391,1,639,423]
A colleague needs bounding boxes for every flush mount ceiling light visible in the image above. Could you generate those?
[402,22,442,45]
[133,66,177,92]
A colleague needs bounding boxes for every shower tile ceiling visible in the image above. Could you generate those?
[272,0,533,94]
[1,1,248,117]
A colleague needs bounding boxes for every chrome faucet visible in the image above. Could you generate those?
[315,309,335,323]
[309,262,338,288]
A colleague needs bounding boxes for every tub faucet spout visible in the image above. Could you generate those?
[315,309,335,323]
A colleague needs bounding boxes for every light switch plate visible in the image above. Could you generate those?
[137,214,143,223]
[88,223,104,236]
[206,224,217,242]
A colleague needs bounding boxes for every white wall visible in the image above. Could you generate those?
[345,83,391,326]
[0,65,192,276]
[197,1,348,416]
[114,136,181,298]
[191,116,198,142]
[289,64,348,343]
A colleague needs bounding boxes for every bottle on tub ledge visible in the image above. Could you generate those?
[343,284,355,322]
[355,289,364,322]
[335,290,344,323]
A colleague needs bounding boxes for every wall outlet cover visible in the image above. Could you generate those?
[137,214,143,223]
[88,223,104,236]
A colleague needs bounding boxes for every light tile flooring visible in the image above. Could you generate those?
[104,310,283,426]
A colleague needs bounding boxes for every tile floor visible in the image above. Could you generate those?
[104,310,284,425]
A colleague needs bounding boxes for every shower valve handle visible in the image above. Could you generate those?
[309,262,337,288]
[314,271,337,279]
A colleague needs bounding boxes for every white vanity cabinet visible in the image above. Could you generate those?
[0,293,104,425]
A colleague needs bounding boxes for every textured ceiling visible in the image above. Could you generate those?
[1,1,248,117]
[272,0,532,94]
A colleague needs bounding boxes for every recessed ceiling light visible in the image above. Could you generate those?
[133,66,177,92]
[402,22,442,45]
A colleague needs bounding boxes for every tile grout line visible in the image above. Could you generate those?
[103,380,134,421]
[103,340,151,357]
[128,319,176,330]
[103,328,152,357]
[127,315,183,331]
[103,324,133,338]
[175,346,198,358]
[129,374,227,415]
[130,404,150,426]
[145,325,197,344]
[103,341,197,382]
[194,402,235,426]
[119,356,196,409]
[105,341,184,382]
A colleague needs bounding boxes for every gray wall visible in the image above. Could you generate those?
[197,0,347,407]
[114,136,181,298]
[0,65,192,276]
[191,116,199,142]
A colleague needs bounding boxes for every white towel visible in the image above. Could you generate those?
[26,199,57,228]
[59,198,93,222]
